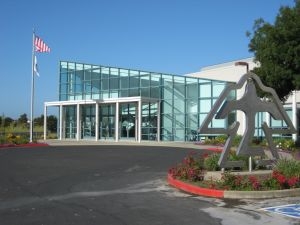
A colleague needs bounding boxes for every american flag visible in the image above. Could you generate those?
[34,35,50,53]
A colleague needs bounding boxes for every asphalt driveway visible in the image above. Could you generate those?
[0,145,298,225]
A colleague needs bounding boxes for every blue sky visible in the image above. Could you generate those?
[0,0,295,119]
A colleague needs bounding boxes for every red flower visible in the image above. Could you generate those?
[248,176,261,190]
[202,153,209,158]
[272,171,286,185]
[287,177,298,187]
[234,175,243,186]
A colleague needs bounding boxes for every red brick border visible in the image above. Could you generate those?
[167,173,224,198]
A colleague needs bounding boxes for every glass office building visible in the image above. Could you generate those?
[44,61,235,142]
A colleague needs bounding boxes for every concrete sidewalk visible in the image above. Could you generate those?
[43,139,295,159]
[43,139,212,150]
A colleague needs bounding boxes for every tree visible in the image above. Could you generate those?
[18,113,28,125]
[34,115,44,127]
[47,115,57,133]
[33,114,57,132]
[4,117,14,127]
[247,0,300,101]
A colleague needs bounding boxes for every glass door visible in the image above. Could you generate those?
[81,105,95,139]
[120,103,136,140]
[99,104,115,140]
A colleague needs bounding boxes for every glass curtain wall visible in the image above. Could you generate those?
[59,61,232,141]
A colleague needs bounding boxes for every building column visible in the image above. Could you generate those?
[95,102,99,141]
[59,105,63,140]
[43,104,47,141]
[76,104,81,141]
[115,102,119,142]
[157,101,161,142]
[135,103,138,141]
[138,100,142,143]
[292,91,297,141]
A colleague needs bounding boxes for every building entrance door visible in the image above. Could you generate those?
[99,104,115,140]
[81,105,96,139]
[120,103,136,140]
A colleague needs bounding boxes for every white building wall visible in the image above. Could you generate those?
[186,57,298,139]
[187,58,256,82]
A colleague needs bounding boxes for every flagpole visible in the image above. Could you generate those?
[30,30,35,143]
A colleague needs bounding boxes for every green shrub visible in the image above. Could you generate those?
[6,133,28,145]
[169,153,300,190]
[262,176,280,190]
[233,135,242,146]
[0,136,5,144]
[204,154,220,171]
[273,158,300,178]
[221,172,238,189]
[215,135,227,145]
[228,150,252,170]
[274,138,296,151]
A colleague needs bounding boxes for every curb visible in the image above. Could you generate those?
[167,174,224,198]
[0,143,49,149]
[167,173,300,199]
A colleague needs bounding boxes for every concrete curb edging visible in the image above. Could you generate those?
[167,173,300,199]
[224,187,300,199]
[0,143,49,149]
[167,174,224,198]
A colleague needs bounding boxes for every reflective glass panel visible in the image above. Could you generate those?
[110,91,118,98]
[101,79,109,90]
[110,68,119,77]
[110,78,119,89]
[120,69,129,77]
[140,75,150,87]
[212,118,225,128]
[150,87,160,98]
[60,73,68,83]
[212,82,225,97]
[200,99,211,113]
[186,113,198,128]
[140,87,149,97]
[173,98,185,113]
[129,88,139,96]
[92,67,101,80]
[92,80,100,93]
[130,76,140,88]
[101,67,110,79]
[151,74,161,86]
[200,83,211,98]
[162,100,172,114]
[84,81,92,93]
[162,114,173,127]
[174,114,185,128]
[186,78,198,99]
[60,61,68,73]
[186,99,198,113]
[120,77,129,89]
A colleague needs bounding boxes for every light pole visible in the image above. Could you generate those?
[235,61,253,172]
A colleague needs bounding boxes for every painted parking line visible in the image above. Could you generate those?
[261,204,300,219]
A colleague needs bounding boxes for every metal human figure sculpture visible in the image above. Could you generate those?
[198,72,296,168]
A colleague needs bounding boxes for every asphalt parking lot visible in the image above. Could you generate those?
[0,144,299,225]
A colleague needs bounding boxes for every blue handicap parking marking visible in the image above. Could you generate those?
[261,204,300,219]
